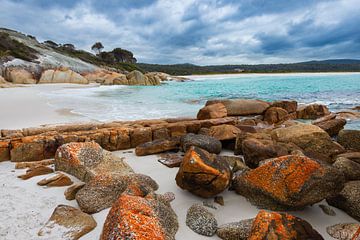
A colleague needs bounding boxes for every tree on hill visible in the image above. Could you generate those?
[91,42,104,55]
[112,48,137,63]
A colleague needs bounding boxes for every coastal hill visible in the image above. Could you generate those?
[0,28,168,87]
[0,28,140,73]
[139,59,360,75]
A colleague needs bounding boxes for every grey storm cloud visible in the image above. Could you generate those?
[0,0,359,64]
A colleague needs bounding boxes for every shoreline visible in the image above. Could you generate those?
[186,71,360,78]
[1,76,360,130]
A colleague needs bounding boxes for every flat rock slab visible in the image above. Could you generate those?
[17,165,53,180]
[38,205,97,240]
[158,153,183,168]
[135,138,179,156]
[15,159,54,169]
[37,173,73,187]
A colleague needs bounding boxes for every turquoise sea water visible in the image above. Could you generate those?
[43,73,360,129]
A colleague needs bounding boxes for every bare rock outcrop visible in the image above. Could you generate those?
[39,67,88,84]
[4,67,36,84]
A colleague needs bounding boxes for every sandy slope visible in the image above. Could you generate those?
[0,150,358,240]
[0,84,95,130]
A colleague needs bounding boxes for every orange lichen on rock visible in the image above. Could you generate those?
[243,155,323,202]
[57,141,102,166]
[181,148,221,176]
[249,210,323,240]
[175,146,231,198]
[249,211,295,239]
[101,194,166,240]
[352,227,360,240]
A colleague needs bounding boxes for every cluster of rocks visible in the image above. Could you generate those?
[15,141,178,239]
[130,98,360,239]
[3,98,360,239]
[185,205,324,239]
[0,117,239,162]
[0,66,170,87]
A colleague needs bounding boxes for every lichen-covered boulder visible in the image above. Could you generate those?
[4,67,36,84]
[217,219,254,240]
[327,181,360,221]
[327,223,360,240]
[101,193,178,240]
[127,70,160,86]
[248,210,323,240]
[297,104,330,119]
[55,142,133,182]
[39,68,88,84]
[270,100,298,113]
[130,127,152,148]
[84,70,127,85]
[271,123,345,163]
[263,107,288,124]
[206,99,270,116]
[314,118,347,137]
[176,146,231,198]
[76,173,158,214]
[0,75,14,88]
[186,204,217,236]
[145,72,169,84]
[38,205,97,240]
[338,130,360,151]
[233,155,345,210]
[197,103,227,120]
[333,157,360,181]
[181,133,222,154]
[209,124,241,141]
[242,137,299,168]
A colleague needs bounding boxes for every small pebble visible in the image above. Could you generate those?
[319,204,336,216]
[214,196,224,206]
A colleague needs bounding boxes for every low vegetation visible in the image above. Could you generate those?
[0,32,38,61]
[51,42,141,72]
[139,60,360,75]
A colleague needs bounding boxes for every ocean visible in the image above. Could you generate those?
[41,73,360,129]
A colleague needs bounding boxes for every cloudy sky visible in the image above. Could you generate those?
[1,0,359,65]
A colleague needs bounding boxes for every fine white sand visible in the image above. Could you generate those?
[0,150,358,240]
[0,84,96,130]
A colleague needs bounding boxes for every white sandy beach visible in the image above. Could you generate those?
[0,84,97,130]
[0,81,359,240]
